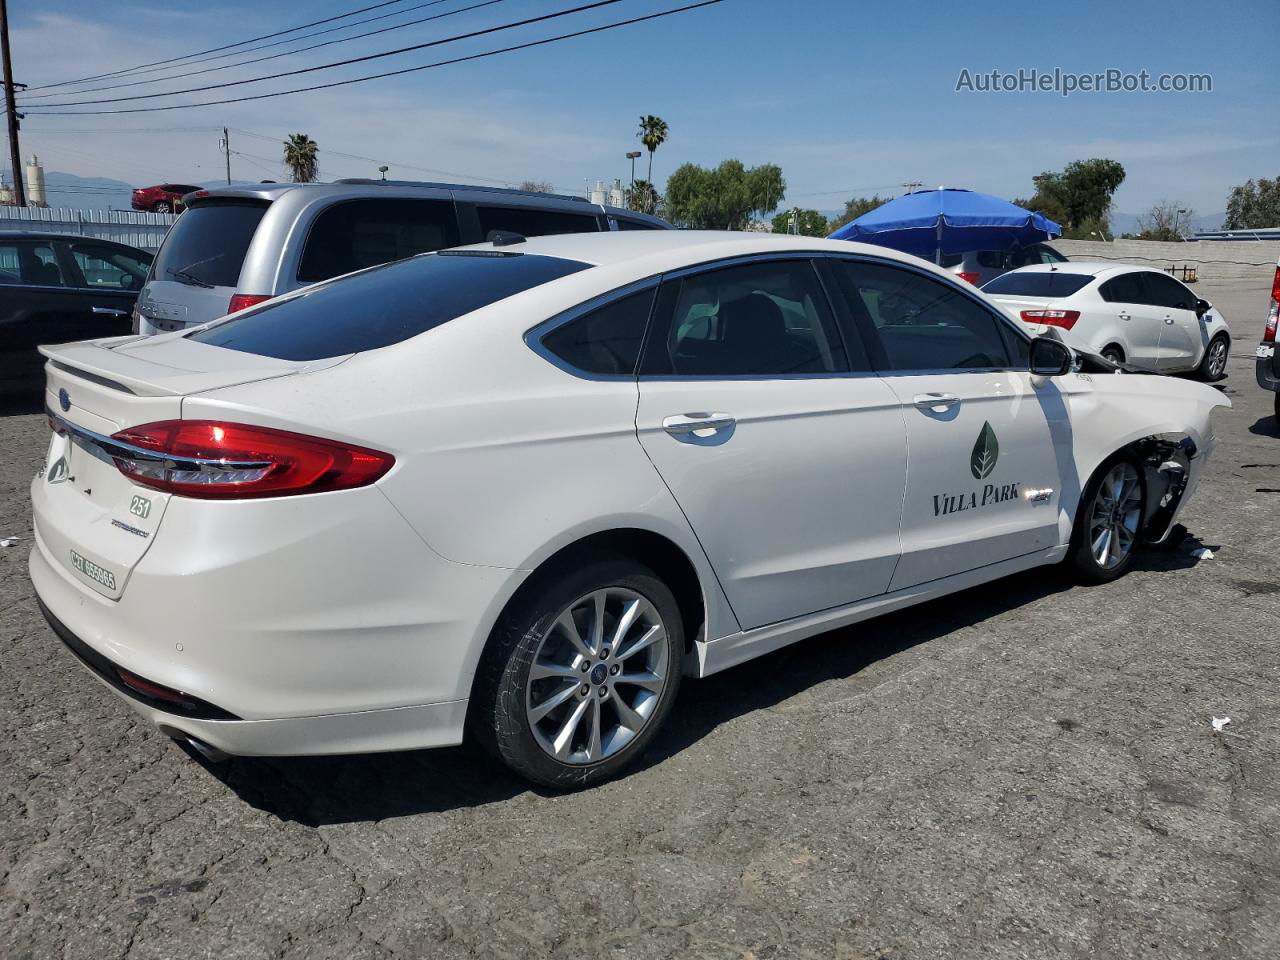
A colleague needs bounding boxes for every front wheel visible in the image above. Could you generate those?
[1197,334,1229,381]
[153,201,173,214]
[469,558,683,789]
[1273,390,1280,422]
[1069,457,1147,584]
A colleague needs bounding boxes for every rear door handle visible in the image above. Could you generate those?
[662,413,735,435]
[913,393,960,410]
[1118,312,1131,321]
[92,306,129,316]
[1163,315,1175,325]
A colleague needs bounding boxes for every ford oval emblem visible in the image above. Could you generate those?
[58,388,71,412]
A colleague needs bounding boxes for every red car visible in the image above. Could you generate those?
[131,183,202,214]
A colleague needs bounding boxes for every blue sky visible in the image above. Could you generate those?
[6,0,1276,217]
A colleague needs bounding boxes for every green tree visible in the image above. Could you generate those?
[827,194,891,234]
[772,208,828,236]
[519,179,555,194]
[282,133,319,183]
[664,160,786,230]
[1023,158,1125,236]
[626,179,659,215]
[1224,176,1280,230]
[638,115,669,186]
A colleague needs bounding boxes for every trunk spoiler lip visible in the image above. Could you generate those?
[38,340,347,399]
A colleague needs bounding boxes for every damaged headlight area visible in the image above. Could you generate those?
[1134,434,1197,544]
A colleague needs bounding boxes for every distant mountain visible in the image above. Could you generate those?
[0,167,224,212]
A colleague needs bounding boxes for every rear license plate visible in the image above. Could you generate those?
[70,549,118,591]
[1257,344,1275,360]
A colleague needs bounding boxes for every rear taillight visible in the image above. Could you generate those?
[1265,266,1280,343]
[1020,309,1080,330]
[958,271,981,285]
[107,420,394,499]
[228,293,271,314]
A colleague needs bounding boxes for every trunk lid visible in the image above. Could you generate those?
[34,336,335,600]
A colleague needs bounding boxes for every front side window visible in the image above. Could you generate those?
[540,288,655,376]
[1142,272,1193,310]
[298,198,460,283]
[642,259,850,377]
[71,243,152,291]
[477,205,601,240]
[834,260,1012,371]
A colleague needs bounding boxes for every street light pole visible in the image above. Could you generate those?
[1,0,26,206]
[625,151,641,187]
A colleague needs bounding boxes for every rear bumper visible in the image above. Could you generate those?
[1256,346,1278,392]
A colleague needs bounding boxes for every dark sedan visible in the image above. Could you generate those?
[1,233,153,396]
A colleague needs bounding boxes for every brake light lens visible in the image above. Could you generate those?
[1020,309,1080,330]
[958,271,981,285]
[1265,266,1280,343]
[228,293,271,314]
[107,420,394,499]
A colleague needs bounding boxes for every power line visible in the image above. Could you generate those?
[22,0,627,109]
[21,0,482,99]
[22,0,415,92]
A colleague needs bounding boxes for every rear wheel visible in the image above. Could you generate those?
[1069,457,1146,583]
[1197,334,1229,381]
[153,201,173,214]
[1274,390,1280,422]
[1101,345,1125,366]
[469,558,683,789]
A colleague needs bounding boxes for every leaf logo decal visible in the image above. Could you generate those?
[970,421,999,480]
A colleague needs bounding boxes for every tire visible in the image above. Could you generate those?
[1068,455,1147,584]
[1101,345,1125,366]
[1274,390,1280,422]
[153,201,173,214]
[1196,334,1229,382]
[469,557,683,789]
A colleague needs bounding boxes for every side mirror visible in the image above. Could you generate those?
[1029,337,1072,377]
[1195,298,1211,317]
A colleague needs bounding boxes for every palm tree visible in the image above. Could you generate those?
[637,115,668,188]
[282,133,319,183]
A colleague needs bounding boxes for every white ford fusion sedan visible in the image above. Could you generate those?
[30,231,1229,788]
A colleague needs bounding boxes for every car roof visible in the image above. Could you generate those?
[1002,261,1162,278]
[193,179,596,206]
[0,230,146,249]
[447,230,942,273]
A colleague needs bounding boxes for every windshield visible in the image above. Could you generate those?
[982,271,1094,298]
[151,200,269,288]
[189,251,592,361]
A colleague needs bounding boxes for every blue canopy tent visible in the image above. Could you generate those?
[828,188,1061,264]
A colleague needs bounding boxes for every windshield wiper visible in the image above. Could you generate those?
[167,267,214,288]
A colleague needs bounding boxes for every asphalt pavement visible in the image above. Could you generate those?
[2,278,1277,960]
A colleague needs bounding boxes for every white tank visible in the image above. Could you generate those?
[589,180,606,206]
[608,179,625,208]
[25,155,47,207]
[0,175,13,205]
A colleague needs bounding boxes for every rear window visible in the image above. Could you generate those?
[151,201,268,288]
[981,271,1093,298]
[189,251,591,361]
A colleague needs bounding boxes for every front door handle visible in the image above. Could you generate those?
[92,306,129,317]
[1163,315,1175,325]
[662,413,735,436]
[913,393,960,410]
[1118,312,1131,321]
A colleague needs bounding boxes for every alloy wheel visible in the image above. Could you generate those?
[526,587,669,765]
[1089,462,1143,570]
[1206,338,1227,379]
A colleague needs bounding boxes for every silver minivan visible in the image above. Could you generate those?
[135,180,671,334]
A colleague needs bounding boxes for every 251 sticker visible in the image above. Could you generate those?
[129,495,151,519]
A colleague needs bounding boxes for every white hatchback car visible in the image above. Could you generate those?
[30,232,1228,788]
[983,262,1231,379]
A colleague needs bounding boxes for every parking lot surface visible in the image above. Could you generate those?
[2,278,1277,960]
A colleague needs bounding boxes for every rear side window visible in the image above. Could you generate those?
[152,201,268,288]
[833,260,1011,371]
[190,252,591,361]
[540,288,655,376]
[1099,272,1145,304]
[982,271,1094,298]
[477,205,601,239]
[0,241,64,286]
[297,198,460,283]
[612,217,663,231]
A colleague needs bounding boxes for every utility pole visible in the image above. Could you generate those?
[219,127,231,185]
[901,180,923,195]
[1,0,26,206]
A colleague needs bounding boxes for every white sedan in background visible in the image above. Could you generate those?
[983,262,1231,379]
[30,232,1229,789]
